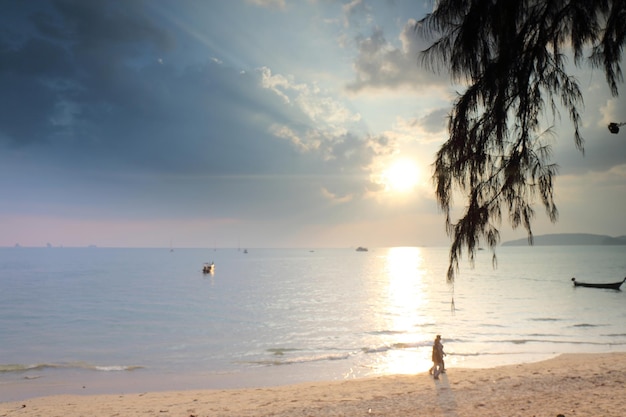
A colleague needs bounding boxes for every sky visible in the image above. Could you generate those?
[1,0,624,249]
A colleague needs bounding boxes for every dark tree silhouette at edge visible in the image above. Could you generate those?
[418,0,625,281]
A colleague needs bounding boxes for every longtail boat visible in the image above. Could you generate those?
[571,277,626,290]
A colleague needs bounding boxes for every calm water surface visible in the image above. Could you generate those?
[1,245,625,401]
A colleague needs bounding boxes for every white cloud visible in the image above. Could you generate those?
[260,66,363,140]
[599,98,625,129]
[342,0,371,28]
[269,124,320,153]
[321,186,354,203]
[346,20,450,93]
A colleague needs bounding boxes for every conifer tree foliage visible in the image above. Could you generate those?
[418,0,624,281]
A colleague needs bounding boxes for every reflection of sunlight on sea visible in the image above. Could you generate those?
[384,247,427,321]
[369,247,434,374]
[368,348,430,375]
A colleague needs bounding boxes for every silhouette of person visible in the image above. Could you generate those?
[429,335,446,379]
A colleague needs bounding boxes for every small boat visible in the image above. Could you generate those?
[356,246,368,252]
[203,262,215,274]
[571,277,626,290]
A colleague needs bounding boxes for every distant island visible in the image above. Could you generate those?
[502,233,626,246]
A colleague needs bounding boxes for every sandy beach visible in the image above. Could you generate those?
[1,353,625,417]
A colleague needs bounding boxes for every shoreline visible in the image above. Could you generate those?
[2,352,625,416]
[0,350,565,403]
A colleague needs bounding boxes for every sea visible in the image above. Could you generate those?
[1,245,625,402]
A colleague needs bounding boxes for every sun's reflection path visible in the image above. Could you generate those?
[372,247,434,375]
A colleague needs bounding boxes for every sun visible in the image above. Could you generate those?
[382,159,421,193]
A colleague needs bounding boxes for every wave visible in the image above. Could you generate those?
[487,338,626,347]
[242,336,626,368]
[245,334,626,369]
[266,348,302,356]
[258,339,438,366]
[240,352,351,367]
[361,341,431,354]
[491,338,587,345]
[366,330,407,336]
[0,362,144,374]
[245,340,433,367]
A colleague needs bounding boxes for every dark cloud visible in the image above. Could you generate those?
[0,0,174,146]
[46,0,173,50]
[555,122,626,176]
[346,20,449,92]
[544,76,626,176]
[418,108,448,134]
[0,0,390,224]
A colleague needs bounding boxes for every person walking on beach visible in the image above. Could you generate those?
[429,335,446,379]
[437,335,446,373]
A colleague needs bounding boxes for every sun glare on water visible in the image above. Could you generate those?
[382,159,421,193]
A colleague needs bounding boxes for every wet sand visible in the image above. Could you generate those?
[1,352,625,417]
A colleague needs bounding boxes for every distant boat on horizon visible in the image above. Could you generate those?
[356,246,368,252]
